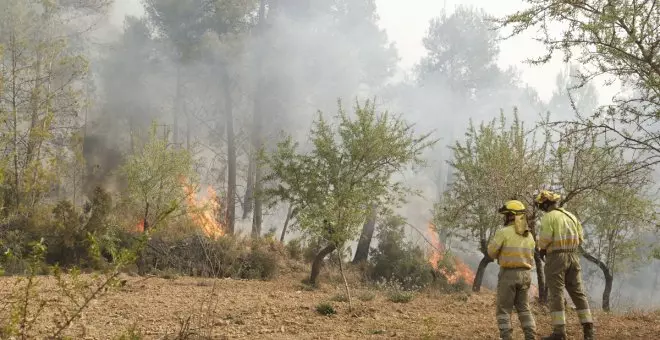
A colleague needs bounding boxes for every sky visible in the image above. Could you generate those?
[108,0,612,104]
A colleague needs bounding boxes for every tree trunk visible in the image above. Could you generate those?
[173,64,181,146]
[280,204,293,242]
[472,253,493,292]
[252,161,263,237]
[310,244,336,286]
[250,0,268,238]
[185,94,190,151]
[581,247,613,312]
[10,33,21,211]
[223,71,236,235]
[352,208,377,264]
[337,250,352,312]
[602,269,613,312]
[535,252,548,303]
[243,160,255,219]
[528,210,547,303]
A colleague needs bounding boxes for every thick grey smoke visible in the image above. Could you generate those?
[85,0,658,310]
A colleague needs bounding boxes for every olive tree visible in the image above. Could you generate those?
[262,99,435,286]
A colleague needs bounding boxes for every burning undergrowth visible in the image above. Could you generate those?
[366,218,470,292]
[426,223,475,286]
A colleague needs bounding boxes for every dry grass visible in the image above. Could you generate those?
[0,273,658,339]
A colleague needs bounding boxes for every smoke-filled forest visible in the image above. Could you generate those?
[1,0,660,339]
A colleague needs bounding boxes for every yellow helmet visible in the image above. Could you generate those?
[535,190,561,204]
[498,200,526,215]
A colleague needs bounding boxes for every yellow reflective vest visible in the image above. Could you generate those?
[538,208,584,253]
[487,225,536,269]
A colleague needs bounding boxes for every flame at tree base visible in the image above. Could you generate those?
[427,223,475,285]
[132,177,226,239]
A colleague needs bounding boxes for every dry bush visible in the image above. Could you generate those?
[139,234,285,280]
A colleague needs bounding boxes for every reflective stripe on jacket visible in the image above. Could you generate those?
[487,225,536,269]
[538,208,584,253]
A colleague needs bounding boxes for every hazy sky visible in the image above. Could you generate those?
[109,0,606,103]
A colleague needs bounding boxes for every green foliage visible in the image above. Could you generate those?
[368,217,434,291]
[434,111,548,250]
[0,0,90,216]
[356,290,376,302]
[549,123,656,276]
[387,290,415,304]
[263,99,436,249]
[576,182,656,274]
[285,238,303,261]
[315,302,336,316]
[114,325,144,340]
[301,236,325,263]
[1,235,138,339]
[120,122,196,230]
[500,0,660,165]
[331,293,349,302]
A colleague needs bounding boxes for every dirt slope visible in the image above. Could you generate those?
[1,274,658,339]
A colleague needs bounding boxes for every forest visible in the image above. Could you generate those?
[1,0,659,338]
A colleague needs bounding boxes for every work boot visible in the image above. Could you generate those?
[541,327,567,340]
[499,329,513,340]
[583,323,595,340]
[522,327,536,340]
[541,333,566,340]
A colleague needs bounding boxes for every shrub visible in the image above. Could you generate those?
[331,293,349,302]
[302,236,325,263]
[388,290,415,303]
[138,234,282,280]
[286,238,303,260]
[356,290,376,301]
[367,219,434,290]
[315,302,336,316]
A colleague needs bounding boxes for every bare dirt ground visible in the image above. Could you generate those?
[1,272,659,339]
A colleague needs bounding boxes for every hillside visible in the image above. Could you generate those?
[1,273,658,339]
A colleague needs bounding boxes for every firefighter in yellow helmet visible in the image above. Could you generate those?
[487,200,537,340]
[535,190,594,340]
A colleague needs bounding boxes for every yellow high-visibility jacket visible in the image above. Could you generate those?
[538,208,584,253]
[487,225,536,269]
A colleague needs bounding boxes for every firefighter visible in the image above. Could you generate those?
[487,200,537,340]
[535,190,594,340]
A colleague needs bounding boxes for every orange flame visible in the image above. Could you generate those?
[181,177,225,239]
[427,223,475,285]
[135,219,145,233]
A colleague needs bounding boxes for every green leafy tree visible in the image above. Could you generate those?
[574,183,656,311]
[500,0,660,166]
[120,123,196,231]
[547,124,657,310]
[0,0,89,217]
[434,111,550,293]
[262,99,435,285]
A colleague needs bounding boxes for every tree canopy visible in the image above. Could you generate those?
[262,99,436,284]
